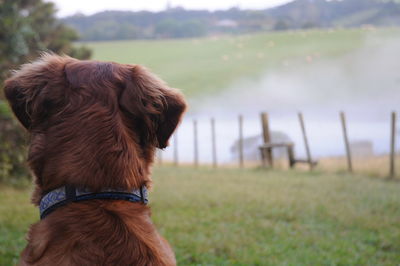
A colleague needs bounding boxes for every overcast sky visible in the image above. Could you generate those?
[48,0,294,17]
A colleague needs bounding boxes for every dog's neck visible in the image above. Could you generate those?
[27,110,155,205]
[39,184,149,219]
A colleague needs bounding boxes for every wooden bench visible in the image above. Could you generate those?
[259,142,318,169]
[259,142,294,167]
[259,113,317,169]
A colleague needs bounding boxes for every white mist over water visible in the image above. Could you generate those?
[161,35,400,164]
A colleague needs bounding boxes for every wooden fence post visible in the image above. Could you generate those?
[193,119,198,167]
[211,118,217,168]
[287,144,296,169]
[340,112,353,173]
[261,112,273,167]
[239,115,244,168]
[390,112,397,179]
[298,112,313,170]
[158,149,162,166]
[174,132,179,166]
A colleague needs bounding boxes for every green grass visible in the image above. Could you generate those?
[0,185,35,266]
[86,28,400,98]
[1,167,400,265]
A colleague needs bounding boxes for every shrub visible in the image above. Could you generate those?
[0,101,30,185]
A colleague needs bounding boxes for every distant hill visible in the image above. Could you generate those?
[63,0,400,41]
[268,0,400,29]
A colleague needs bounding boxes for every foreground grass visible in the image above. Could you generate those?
[87,28,400,98]
[1,167,399,265]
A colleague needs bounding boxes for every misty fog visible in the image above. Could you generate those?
[161,34,400,164]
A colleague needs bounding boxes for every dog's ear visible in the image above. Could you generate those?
[4,78,32,129]
[155,88,186,148]
[3,54,67,130]
[119,65,187,149]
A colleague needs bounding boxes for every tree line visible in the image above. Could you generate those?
[63,0,400,42]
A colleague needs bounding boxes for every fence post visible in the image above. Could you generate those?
[390,112,397,179]
[211,118,217,168]
[298,112,313,170]
[193,119,198,167]
[158,149,163,166]
[287,144,296,169]
[239,115,244,168]
[340,112,353,173]
[174,132,179,166]
[261,112,273,167]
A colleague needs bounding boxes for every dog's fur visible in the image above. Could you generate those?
[4,54,187,265]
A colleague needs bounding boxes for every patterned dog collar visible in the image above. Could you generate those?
[39,185,148,219]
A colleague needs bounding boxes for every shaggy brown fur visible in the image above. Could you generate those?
[4,53,187,266]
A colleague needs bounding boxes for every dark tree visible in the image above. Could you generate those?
[0,0,92,183]
[0,0,92,88]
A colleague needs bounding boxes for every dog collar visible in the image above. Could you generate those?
[39,185,148,220]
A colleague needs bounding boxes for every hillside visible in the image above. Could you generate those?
[63,0,400,41]
[85,28,398,99]
[268,0,400,28]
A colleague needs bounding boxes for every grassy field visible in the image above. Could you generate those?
[261,156,400,180]
[86,28,400,98]
[318,156,400,179]
[1,167,399,265]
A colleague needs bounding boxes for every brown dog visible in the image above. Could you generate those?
[4,53,186,265]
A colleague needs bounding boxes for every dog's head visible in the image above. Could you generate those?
[4,53,186,194]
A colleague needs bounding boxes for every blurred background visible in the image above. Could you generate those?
[1,0,400,265]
